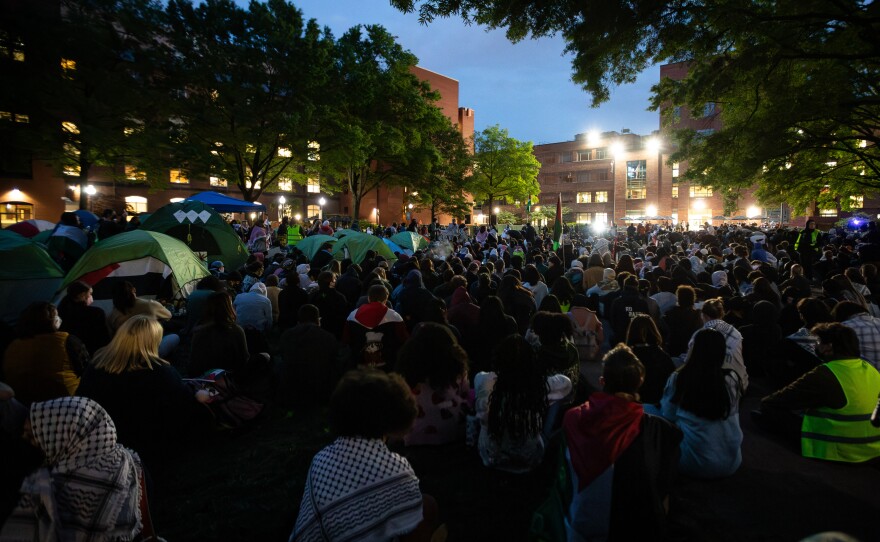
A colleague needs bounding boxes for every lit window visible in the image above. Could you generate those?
[14,114,29,123]
[170,198,185,203]
[672,162,680,178]
[125,165,145,181]
[689,186,714,197]
[593,212,608,225]
[61,58,76,77]
[62,121,79,135]
[626,188,646,200]
[0,111,10,121]
[626,160,646,199]
[307,204,320,218]
[595,191,608,203]
[851,195,864,208]
[277,177,293,192]
[307,178,320,193]
[576,213,592,224]
[672,186,679,199]
[63,143,80,176]
[245,179,261,190]
[170,169,189,184]
[277,147,292,158]
[1,203,33,228]
[819,207,838,217]
[209,176,227,188]
[0,33,25,62]
[576,192,592,204]
[308,141,320,161]
[124,196,148,214]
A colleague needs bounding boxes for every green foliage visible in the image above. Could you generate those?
[465,125,540,208]
[407,119,473,221]
[496,209,521,225]
[160,0,335,202]
[392,0,880,211]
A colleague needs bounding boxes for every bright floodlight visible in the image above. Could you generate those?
[85,185,97,195]
[249,212,256,219]
[408,203,414,209]
[477,213,485,223]
[646,137,661,154]
[294,213,301,221]
[593,221,606,234]
[693,199,706,210]
[646,204,658,217]
[588,131,601,145]
[610,142,624,157]
[493,207,500,214]
[278,196,286,204]
[318,197,326,206]
[747,206,760,218]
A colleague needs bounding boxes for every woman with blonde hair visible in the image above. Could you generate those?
[76,315,211,471]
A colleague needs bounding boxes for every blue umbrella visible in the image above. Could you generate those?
[74,209,100,229]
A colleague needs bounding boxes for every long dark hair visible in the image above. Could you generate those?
[672,328,736,420]
[111,281,137,313]
[487,335,548,441]
[201,291,236,327]
[396,323,468,390]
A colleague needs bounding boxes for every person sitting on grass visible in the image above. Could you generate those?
[563,344,682,542]
[290,370,439,542]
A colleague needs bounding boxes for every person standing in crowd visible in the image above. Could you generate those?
[795,219,821,282]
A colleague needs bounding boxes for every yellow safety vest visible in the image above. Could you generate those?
[801,358,880,462]
[794,229,819,251]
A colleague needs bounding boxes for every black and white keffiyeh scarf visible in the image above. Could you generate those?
[0,396,142,542]
[291,437,423,542]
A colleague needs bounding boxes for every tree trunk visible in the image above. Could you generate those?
[430,201,436,223]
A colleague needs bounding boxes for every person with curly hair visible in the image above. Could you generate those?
[475,335,572,473]
[395,323,470,446]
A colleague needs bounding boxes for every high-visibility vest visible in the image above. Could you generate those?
[801,358,880,462]
[795,229,819,251]
[288,225,303,246]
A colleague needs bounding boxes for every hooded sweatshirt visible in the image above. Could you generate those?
[343,302,409,368]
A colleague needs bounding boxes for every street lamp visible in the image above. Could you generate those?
[646,204,657,217]
[294,213,301,222]
[318,197,326,220]
[85,185,96,212]
[278,195,286,221]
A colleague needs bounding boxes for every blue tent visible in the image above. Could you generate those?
[184,191,266,213]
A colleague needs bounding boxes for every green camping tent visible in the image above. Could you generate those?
[293,235,337,260]
[331,231,397,264]
[61,230,210,315]
[391,231,429,252]
[141,201,249,270]
[0,230,65,324]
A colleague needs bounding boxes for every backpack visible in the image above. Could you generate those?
[569,308,600,362]
[185,369,263,427]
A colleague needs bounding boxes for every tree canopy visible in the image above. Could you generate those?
[406,118,473,222]
[392,0,880,213]
[464,125,540,209]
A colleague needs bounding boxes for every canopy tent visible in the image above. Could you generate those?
[0,231,65,324]
[141,200,249,270]
[74,210,100,229]
[331,231,397,264]
[332,229,358,239]
[382,237,410,257]
[45,225,89,272]
[60,230,210,315]
[291,234,337,261]
[184,191,266,213]
[5,219,55,238]
[712,215,729,221]
[391,231,429,252]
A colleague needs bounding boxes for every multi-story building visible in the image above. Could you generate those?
[0,0,473,227]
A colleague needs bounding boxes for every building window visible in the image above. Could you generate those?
[595,191,608,203]
[696,128,715,137]
[703,102,716,117]
[576,213,592,224]
[689,186,713,197]
[61,121,79,135]
[672,186,679,199]
[61,58,76,78]
[819,207,838,217]
[560,173,573,183]
[541,153,557,164]
[277,177,293,192]
[307,204,320,219]
[308,141,320,161]
[125,165,145,181]
[0,32,25,62]
[672,106,682,124]
[577,150,591,161]
[560,151,573,163]
[851,195,864,208]
[124,196,148,214]
[672,162,680,178]
[170,169,188,184]
[63,143,80,176]
[626,160,647,199]
[593,212,608,225]
[594,148,607,160]
[277,147,292,158]
[209,175,227,188]
[14,113,29,123]
[576,192,592,204]
[307,177,320,193]
[1,203,33,227]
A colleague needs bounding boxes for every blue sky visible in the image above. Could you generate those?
[235,0,659,144]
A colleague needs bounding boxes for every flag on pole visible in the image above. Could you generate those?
[553,193,563,250]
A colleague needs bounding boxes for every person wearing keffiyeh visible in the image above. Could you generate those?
[0,396,142,542]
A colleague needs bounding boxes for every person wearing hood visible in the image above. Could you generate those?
[740,300,783,377]
[318,220,334,236]
[446,286,481,358]
[563,344,681,541]
[564,259,585,293]
[609,276,651,345]
[279,304,341,406]
[395,270,439,331]
[310,242,335,271]
[335,262,363,307]
[234,282,273,334]
[585,267,621,311]
[343,285,409,369]
[307,271,349,337]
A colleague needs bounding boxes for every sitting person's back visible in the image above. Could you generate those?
[189,291,250,377]
[564,344,681,542]
[279,304,342,406]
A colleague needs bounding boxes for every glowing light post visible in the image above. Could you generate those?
[493,206,500,227]
[85,185,96,212]
[278,195,286,222]
[318,197,326,221]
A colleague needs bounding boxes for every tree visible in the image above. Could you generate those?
[407,119,473,222]
[391,0,880,210]
[317,25,444,220]
[1,0,167,209]
[465,125,540,211]
[161,0,335,202]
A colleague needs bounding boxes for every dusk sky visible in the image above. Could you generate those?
[234,0,660,145]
